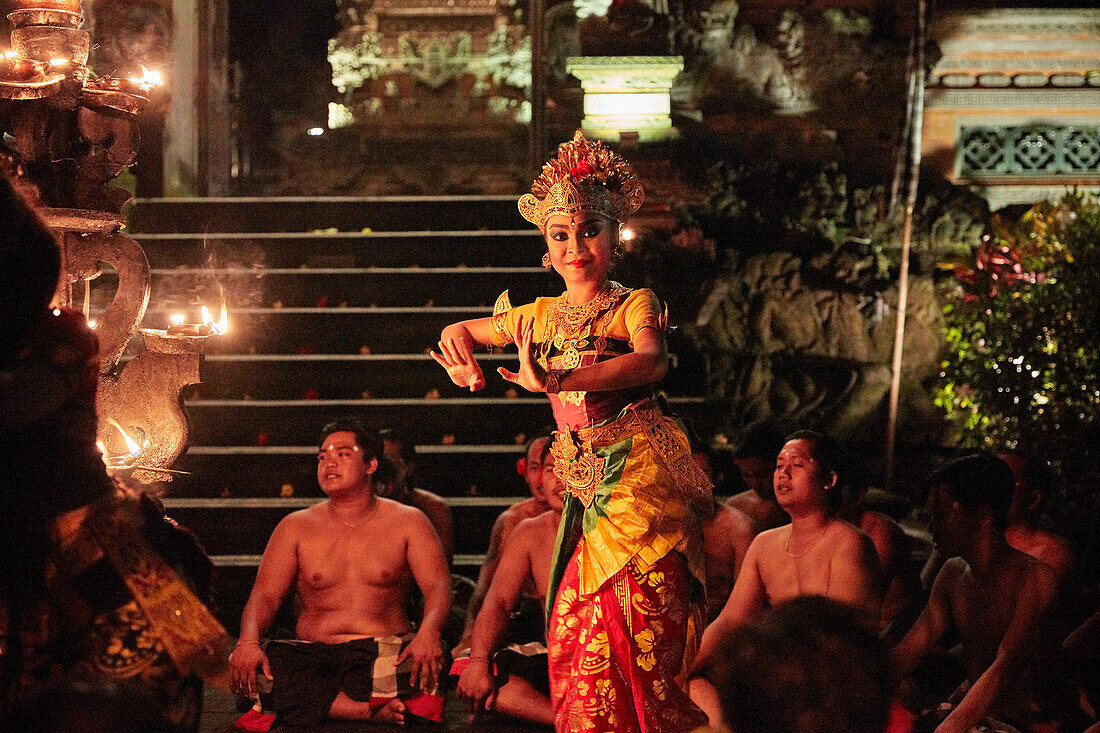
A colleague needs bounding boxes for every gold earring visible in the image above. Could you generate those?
[542,252,552,269]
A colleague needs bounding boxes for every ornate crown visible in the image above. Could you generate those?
[518,131,644,229]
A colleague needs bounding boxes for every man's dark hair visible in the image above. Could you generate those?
[1001,449,1054,498]
[379,427,416,464]
[784,429,845,513]
[927,452,1014,530]
[731,422,785,462]
[709,595,895,733]
[320,417,394,484]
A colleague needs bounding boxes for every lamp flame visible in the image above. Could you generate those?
[201,303,229,335]
[133,65,163,92]
[108,418,144,456]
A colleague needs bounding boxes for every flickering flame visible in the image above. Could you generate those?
[48,58,68,66]
[87,319,97,329]
[133,65,163,92]
[171,313,185,325]
[96,440,106,454]
[108,418,144,456]
[3,51,19,59]
[202,303,229,335]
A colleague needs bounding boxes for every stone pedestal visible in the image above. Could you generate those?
[566,55,682,143]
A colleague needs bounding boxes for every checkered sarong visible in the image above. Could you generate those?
[258,634,444,726]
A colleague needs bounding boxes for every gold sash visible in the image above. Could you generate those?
[551,399,713,512]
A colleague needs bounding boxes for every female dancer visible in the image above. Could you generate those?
[689,430,881,725]
[431,132,713,732]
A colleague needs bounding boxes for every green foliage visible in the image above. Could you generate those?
[936,192,1100,512]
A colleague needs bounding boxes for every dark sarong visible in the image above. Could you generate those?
[259,634,445,726]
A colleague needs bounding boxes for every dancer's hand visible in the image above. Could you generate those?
[497,316,547,393]
[457,658,498,718]
[431,336,485,391]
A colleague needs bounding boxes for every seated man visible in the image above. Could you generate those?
[452,440,566,726]
[892,453,1059,733]
[230,418,451,729]
[380,427,454,565]
[695,443,759,623]
[691,430,881,726]
[723,423,789,531]
[457,433,550,652]
[838,485,923,640]
[704,596,897,733]
[1000,450,1073,582]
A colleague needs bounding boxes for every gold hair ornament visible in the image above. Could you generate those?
[519,131,644,229]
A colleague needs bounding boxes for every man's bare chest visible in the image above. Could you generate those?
[297,536,409,592]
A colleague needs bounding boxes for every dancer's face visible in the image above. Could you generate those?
[544,213,615,287]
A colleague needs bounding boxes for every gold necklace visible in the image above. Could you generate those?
[327,498,377,529]
[784,521,833,558]
[546,281,624,337]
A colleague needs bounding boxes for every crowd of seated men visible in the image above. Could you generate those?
[219,412,1099,733]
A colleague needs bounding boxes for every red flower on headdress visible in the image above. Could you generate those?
[569,161,595,178]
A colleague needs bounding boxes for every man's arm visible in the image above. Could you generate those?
[695,535,768,671]
[459,510,521,650]
[416,489,454,565]
[828,529,882,625]
[892,558,957,678]
[457,519,536,714]
[230,516,300,695]
[398,507,452,691]
[936,561,1057,733]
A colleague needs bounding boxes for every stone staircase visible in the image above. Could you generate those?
[101,196,716,633]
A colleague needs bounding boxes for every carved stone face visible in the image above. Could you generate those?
[695,0,739,53]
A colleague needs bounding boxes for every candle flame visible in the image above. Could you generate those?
[108,418,144,456]
[171,313,185,325]
[202,303,229,335]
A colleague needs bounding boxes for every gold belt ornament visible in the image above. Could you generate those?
[551,399,714,514]
[551,430,605,508]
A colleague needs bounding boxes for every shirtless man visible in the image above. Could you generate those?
[691,430,880,725]
[892,453,1059,733]
[230,418,451,728]
[454,440,565,726]
[457,434,550,652]
[380,428,454,565]
[694,444,758,622]
[723,424,789,531]
[1001,450,1073,582]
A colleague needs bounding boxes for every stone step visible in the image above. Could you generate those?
[169,444,530,499]
[130,196,529,233]
[130,230,545,269]
[183,395,712,447]
[163,501,511,557]
[91,266,558,309]
[170,344,708,399]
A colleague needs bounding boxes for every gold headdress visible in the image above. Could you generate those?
[519,131,644,229]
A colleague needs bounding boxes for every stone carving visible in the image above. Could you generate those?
[328,0,530,126]
[681,1,809,112]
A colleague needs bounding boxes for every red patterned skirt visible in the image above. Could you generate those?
[548,544,707,733]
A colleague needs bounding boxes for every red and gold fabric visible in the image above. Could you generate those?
[491,282,712,732]
[549,544,707,733]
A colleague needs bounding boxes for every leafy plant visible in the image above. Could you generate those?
[936,192,1100,519]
